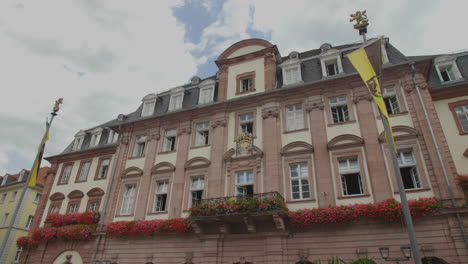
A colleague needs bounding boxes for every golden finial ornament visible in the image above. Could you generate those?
[52,98,64,115]
[350,10,369,30]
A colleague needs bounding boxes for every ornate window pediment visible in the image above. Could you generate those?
[223,145,263,162]
[67,190,84,199]
[327,134,364,150]
[49,192,65,201]
[121,166,144,178]
[378,126,418,143]
[86,187,105,197]
[151,162,176,174]
[184,157,211,170]
[280,141,313,156]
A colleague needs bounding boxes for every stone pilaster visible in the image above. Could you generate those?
[208,116,228,198]
[261,106,282,193]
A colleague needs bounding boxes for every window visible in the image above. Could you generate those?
[330,96,349,123]
[141,100,156,117]
[397,151,422,190]
[239,113,254,134]
[289,163,310,200]
[88,202,98,212]
[132,136,146,157]
[72,132,85,151]
[241,77,253,92]
[90,133,101,147]
[169,93,184,111]
[190,177,204,207]
[1,213,9,226]
[59,164,73,184]
[454,104,468,133]
[325,59,339,76]
[107,130,119,144]
[283,67,301,85]
[68,203,79,213]
[33,193,41,203]
[96,158,110,179]
[438,64,458,82]
[50,205,60,214]
[162,129,176,152]
[286,104,305,131]
[10,191,17,202]
[339,158,363,196]
[120,184,136,215]
[199,86,214,104]
[154,181,168,212]
[0,193,6,203]
[383,88,401,115]
[25,215,33,229]
[77,161,91,182]
[14,247,22,262]
[195,122,209,146]
[236,170,254,196]
[18,170,26,182]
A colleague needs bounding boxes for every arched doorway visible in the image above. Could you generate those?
[53,250,83,264]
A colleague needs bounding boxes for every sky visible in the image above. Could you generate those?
[0,0,467,175]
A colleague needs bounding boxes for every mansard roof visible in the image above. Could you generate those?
[427,51,468,92]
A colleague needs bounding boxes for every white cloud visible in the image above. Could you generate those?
[0,0,198,173]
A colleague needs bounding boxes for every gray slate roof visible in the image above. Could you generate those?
[428,53,468,91]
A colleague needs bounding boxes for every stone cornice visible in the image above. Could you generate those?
[261,106,280,119]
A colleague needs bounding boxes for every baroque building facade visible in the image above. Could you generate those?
[22,38,468,264]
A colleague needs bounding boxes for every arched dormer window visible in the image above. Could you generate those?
[168,87,185,111]
[89,127,103,148]
[281,51,303,86]
[434,55,463,83]
[198,79,215,104]
[72,130,86,151]
[141,93,157,117]
[319,44,343,77]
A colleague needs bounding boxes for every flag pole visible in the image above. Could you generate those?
[349,11,422,264]
[0,99,63,262]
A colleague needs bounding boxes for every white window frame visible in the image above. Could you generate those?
[339,158,363,196]
[168,89,184,111]
[141,99,156,117]
[77,161,91,181]
[33,193,41,203]
[25,215,34,229]
[72,132,85,151]
[132,136,147,157]
[239,113,254,134]
[286,104,305,131]
[60,165,73,184]
[435,56,463,84]
[397,151,422,190]
[14,246,23,263]
[10,191,17,202]
[154,181,168,212]
[68,203,79,213]
[0,193,7,203]
[18,170,26,182]
[88,202,98,212]
[189,177,205,207]
[198,83,215,104]
[107,130,119,144]
[120,184,136,215]
[320,55,343,77]
[454,104,468,133]
[162,129,177,152]
[330,96,349,123]
[89,128,103,148]
[235,170,254,196]
[382,87,401,115]
[289,163,310,200]
[240,77,253,92]
[1,213,9,226]
[281,63,302,86]
[50,205,59,214]
[195,122,209,146]
[97,159,110,179]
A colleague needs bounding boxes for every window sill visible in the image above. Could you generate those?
[148,211,168,215]
[115,214,134,217]
[158,150,176,155]
[440,79,464,85]
[327,120,356,127]
[283,128,309,134]
[128,155,145,160]
[235,89,257,96]
[190,144,211,150]
[377,111,408,119]
[74,180,88,184]
[94,177,107,181]
[458,131,468,136]
[287,198,316,203]
[337,194,370,200]
[56,182,69,186]
[393,188,431,194]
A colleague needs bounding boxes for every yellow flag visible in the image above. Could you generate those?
[347,40,395,146]
[28,132,49,186]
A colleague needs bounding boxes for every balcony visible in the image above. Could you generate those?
[188,192,288,235]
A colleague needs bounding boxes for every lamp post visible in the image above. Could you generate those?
[379,246,412,264]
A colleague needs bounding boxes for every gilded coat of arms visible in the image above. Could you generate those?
[235,133,253,155]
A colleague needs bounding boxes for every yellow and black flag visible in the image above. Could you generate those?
[347,38,395,143]
[28,132,49,187]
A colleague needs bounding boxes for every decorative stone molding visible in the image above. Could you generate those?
[184,252,194,264]
[121,166,144,178]
[352,94,373,104]
[151,162,176,174]
[120,135,130,145]
[67,190,84,199]
[378,126,419,143]
[177,126,192,136]
[211,118,227,128]
[280,141,314,156]
[49,192,65,201]
[86,187,105,197]
[148,129,160,141]
[243,217,256,233]
[46,164,58,177]
[304,101,324,112]
[272,214,285,231]
[184,157,211,170]
[327,134,365,150]
[223,146,263,180]
[261,106,280,119]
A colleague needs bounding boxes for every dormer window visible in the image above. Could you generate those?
[141,93,157,117]
[89,128,103,148]
[435,56,463,83]
[18,170,26,182]
[72,131,86,151]
[241,78,252,92]
[325,58,339,76]
[281,51,302,86]
[168,87,184,111]
[319,46,343,77]
[198,79,215,104]
[107,130,119,144]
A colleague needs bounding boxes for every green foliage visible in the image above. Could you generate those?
[349,258,376,264]
[315,257,347,264]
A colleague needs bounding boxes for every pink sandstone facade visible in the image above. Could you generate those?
[20,39,468,264]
